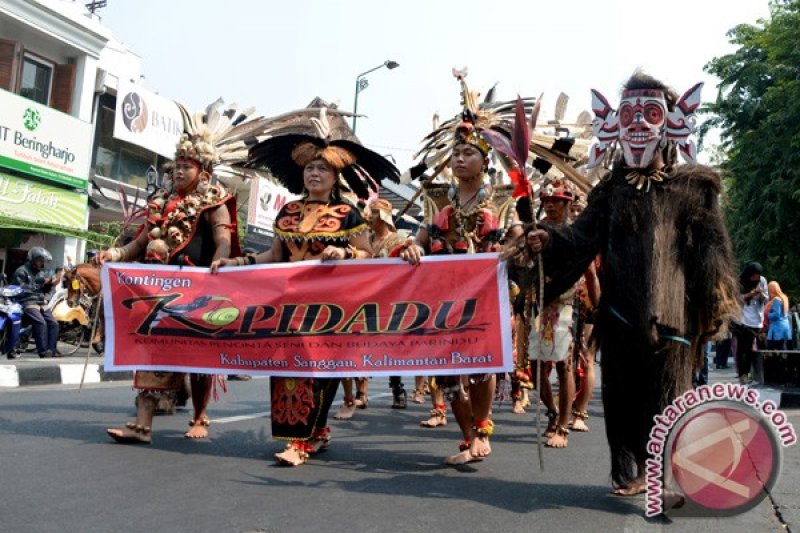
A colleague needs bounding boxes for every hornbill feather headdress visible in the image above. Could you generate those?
[245,108,400,201]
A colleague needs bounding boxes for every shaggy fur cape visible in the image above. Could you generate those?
[540,163,739,488]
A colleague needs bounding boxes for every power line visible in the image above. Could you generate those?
[363,143,417,153]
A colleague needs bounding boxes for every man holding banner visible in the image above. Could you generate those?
[101,106,514,468]
[396,70,523,465]
[96,101,243,444]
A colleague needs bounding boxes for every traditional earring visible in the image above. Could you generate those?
[476,183,487,203]
[447,183,457,202]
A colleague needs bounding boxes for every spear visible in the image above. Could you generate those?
[483,95,546,471]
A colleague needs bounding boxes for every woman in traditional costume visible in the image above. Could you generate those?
[211,111,399,465]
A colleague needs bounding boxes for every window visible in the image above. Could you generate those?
[19,54,53,105]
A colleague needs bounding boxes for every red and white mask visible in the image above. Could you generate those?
[586,82,703,170]
[617,89,667,168]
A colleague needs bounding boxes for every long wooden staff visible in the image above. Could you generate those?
[516,96,547,472]
[79,293,102,390]
[486,95,546,470]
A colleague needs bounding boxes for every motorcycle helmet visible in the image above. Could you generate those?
[27,247,52,263]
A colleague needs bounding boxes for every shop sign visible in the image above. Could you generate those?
[0,89,92,190]
[0,172,88,230]
[247,175,296,237]
[113,81,183,159]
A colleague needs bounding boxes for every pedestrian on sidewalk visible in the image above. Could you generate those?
[732,262,767,384]
[766,280,792,350]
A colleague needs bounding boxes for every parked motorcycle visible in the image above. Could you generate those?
[3,275,92,358]
[0,284,29,359]
[49,277,91,356]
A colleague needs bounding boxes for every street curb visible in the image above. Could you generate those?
[0,362,133,388]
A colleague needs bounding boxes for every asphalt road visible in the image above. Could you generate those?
[0,372,797,533]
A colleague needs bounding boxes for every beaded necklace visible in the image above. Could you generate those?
[452,182,492,253]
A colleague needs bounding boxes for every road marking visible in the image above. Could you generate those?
[60,363,100,385]
[214,412,270,423]
[0,365,19,388]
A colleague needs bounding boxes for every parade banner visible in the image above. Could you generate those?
[102,255,512,377]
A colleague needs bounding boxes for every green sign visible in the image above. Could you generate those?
[0,172,88,230]
[23,108,41,131]
[0,89,91,190]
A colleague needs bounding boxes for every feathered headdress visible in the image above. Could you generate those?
[245,108,400,201]
[404,69,592,195]
[175,98,272,176]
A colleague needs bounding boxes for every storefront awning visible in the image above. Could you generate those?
[0,215,114,246]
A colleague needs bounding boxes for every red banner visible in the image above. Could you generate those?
[101,255,512,377]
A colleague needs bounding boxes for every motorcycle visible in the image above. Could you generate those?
[0,284,29,359]
[2,274,92,358]
[49,276,92,356]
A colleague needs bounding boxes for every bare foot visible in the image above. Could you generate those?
[184,418,209,439]
[308,428,331,453]
[521,389,531,408]
[354,395,368,409]
[612,477,646,496]
[445,449,483,465]
[412,389,425,404]
[512,399,526,414]
[334,402,356,420]
[469,436,491,459]
[570,417,590,432]
[107,423,151,444]
[275,444,308,466]
[420,410,447,427]
[544,410,559,437]
[545,427,569,448]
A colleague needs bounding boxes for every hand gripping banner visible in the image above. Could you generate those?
[101,255,512,377]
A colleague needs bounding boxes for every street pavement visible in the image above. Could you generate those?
[0,366,797,533]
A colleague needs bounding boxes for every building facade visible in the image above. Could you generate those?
[0,0,110,275]
[0,0,177,276]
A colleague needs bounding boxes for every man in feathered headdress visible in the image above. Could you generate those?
[399,69,527,464]
[96,101,252,444]
[524,71,739,494]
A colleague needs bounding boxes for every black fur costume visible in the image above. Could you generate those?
[537,162,739,488]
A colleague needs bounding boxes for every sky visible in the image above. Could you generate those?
[98,0,771,171]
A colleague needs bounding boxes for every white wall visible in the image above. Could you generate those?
[97,38,143,92]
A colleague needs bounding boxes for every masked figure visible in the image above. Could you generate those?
[526,72,739,495]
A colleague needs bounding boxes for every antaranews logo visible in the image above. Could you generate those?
[23,108,41,131]
[645,383,797,517]
[121,92,148,133]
